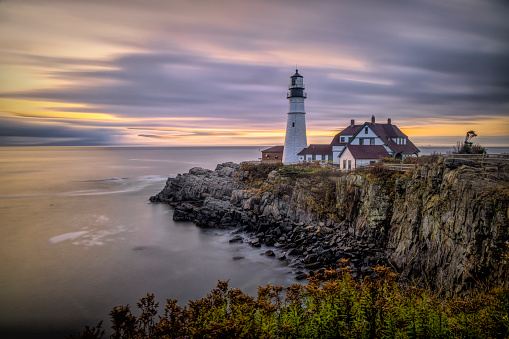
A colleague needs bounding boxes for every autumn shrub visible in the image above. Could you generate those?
[70,265,509,339]
[403,153,442,166]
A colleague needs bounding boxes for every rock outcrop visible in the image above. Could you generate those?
[150,161,509,294]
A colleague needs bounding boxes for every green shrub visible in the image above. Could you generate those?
[71,266,509,339]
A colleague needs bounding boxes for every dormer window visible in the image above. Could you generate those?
[340,136,345,143]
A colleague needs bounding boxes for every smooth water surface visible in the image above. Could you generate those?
[0,147,295,338]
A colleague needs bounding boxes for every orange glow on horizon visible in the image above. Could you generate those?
[400,116,509,137]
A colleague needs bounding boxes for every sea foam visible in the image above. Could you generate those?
[48,231,88,244]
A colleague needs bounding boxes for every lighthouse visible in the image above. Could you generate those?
[283,69,308,164]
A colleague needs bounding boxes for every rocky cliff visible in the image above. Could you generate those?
[150,160,509,294]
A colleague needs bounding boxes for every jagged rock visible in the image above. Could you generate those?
[150,161,509,293]
[265,250,275,257]
[229,235,243,243]
[287,248,301,256]
[444,158,475,169]
[250,238,261,247]
[305,254,318,263]
[295,271,308,280]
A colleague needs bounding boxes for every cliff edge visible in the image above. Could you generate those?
[150,160,509,294]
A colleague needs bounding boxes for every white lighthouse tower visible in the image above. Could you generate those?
[283,69,308,164]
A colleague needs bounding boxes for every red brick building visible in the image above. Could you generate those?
[261,145,284,163]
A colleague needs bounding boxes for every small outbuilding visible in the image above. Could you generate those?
[261,145,284,163]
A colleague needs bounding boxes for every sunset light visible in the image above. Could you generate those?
[0,0,508,147]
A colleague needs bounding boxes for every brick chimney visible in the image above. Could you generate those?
[350,119,355,126]
[371,115,375,123]
[387,118,392,125]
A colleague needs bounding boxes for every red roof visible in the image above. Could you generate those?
[361,123,419,154]
[331,120,420,155]
[330,125,362,145]
[343,145,390,159]
[261,146,284,153]
[298,144,332,155]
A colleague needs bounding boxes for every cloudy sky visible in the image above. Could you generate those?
[1,0,508,147]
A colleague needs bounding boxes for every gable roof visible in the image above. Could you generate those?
[261,145,284,153]
[330,125,362,145]
[345,122,420,155]
[341,144,390,159]
[297,144,332,155]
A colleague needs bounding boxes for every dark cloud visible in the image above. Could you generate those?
[0,117,122,146]
[1,0,508,145]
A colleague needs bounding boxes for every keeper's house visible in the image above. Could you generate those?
[330,116,420,169]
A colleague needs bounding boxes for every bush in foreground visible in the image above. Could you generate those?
[69,264,509,339]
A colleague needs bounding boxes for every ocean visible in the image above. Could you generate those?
[0,145,507,338]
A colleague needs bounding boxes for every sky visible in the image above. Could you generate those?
[1,0,508,147]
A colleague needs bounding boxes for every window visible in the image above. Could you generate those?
[312,154,316,161]
[365,127,368,134]
[321,155,326,161]
[348,160,352,169]
[292,122,295,127]
[340,136,345,143]
[343,159,346,169]
[359,138,364,145]
[370,138,375,145]
[370,160,375,165]
[328,155,332,162]
[348,137,353,142]
[275,154,278,159]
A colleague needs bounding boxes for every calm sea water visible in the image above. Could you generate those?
[0,145,507,338]
[0,146,292,338]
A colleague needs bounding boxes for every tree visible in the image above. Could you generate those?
[464,130,477,144]
[454,130,486,154]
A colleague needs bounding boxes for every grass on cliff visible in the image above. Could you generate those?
[237,162,342,189]
[70,263,509,339]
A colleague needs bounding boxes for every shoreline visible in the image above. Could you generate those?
[150,159,509,294]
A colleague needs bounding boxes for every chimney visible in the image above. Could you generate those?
[350,119,355,126]
[387,118,392,125]
[371,115,375,123]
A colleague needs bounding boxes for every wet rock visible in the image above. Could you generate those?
[229,235,243,243]
[305,254,318,264]
[265,250,275,257]
[250,238,261,247]
[287,248,301,256]
[295,271,308,280]
[232,256,244,261]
